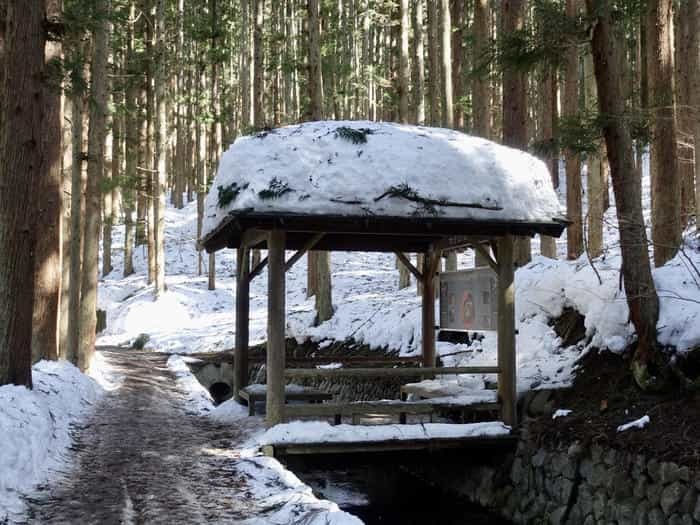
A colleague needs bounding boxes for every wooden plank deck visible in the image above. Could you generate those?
[263,434,517,457]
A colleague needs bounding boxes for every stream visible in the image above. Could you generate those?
[284,455,512,525]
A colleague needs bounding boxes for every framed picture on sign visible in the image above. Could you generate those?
[439,267,498,332]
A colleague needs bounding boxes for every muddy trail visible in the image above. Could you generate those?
[23,348,259,525]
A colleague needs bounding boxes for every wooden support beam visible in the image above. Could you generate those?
[421,247,441,368]
[248,234,325,282]
[248,256,269,282]
[285,233,324,272]
[264,435,517,457]
[234,247,250,401]
[283,401,435,421]
[241,228,268,249]
[284,366,500,378]
[266,230,286,427]
[496,235,517,427]
[393,251,423,281]
[432,235,494,253]
[473,243,498,272]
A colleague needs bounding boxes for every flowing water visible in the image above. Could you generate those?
[285,455,512,525]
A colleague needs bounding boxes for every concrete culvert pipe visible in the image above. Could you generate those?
[209,382,233,405]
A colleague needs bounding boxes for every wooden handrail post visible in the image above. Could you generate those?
[266,230,286,427]
[234,246,250,401]
[421,248,439,368]
[496,235,517,427]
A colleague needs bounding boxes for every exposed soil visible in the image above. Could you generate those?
[550,307,587,348]
[530,349,700,469]
[22,348,272,524]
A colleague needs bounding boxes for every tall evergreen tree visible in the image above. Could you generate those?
[0,0,46,386]
[564,0,583,260]
[32,0,64,363]
[586,0,664,391]
[79,0,111,371]
[647,0,681,266]
[501,0,531,267]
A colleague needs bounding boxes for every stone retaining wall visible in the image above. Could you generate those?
[249,363,417,401]
[410,426,700,525]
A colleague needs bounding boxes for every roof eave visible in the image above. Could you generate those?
[199,211,569,254]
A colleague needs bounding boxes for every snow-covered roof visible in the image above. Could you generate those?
[201,121,567,251]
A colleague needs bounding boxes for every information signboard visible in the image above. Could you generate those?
[439,267,498,332]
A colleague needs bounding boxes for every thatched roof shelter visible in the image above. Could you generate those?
[200,121,567,428]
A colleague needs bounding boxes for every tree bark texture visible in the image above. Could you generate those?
[411,0,425,125]
[240,0,251,129]
[66,51,87,367]
[677,0,700,230]
[80,0,110,371]
[687,1,700,232]
[308,0,323,122]
[398,0,409,124]
[450,0,464,130]
[154,0,167,296]
[59,92,72,359]
[584,51,604,259]
[253,0,264,128]
[564,0,583,260]
[427,0,440,126]
[0,0,44,386]
[539,65,558,259]
[440,0,453,129]
[472,0,490,139]
[123,4,138,277]
[32,0,63,363]
[647,0,681,266]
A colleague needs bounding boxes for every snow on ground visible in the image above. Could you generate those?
[166,357,362,525]
[0,357,111,522]
[552,409,572,420]
[99,178,700,396]
[617,415,650,433]
[6,133,697,524]
[203,121,565,241]
[92,151,700,522]
[236,456,363,525]
[167,354,218,414]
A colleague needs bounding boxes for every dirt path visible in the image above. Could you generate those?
[24,348,260,525]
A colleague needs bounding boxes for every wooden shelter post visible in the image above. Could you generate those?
[266,230,286,427]
[496,235,517,426]
[234,246,250,401]
[421,249,440,368]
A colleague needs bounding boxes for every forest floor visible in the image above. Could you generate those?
[531,349,700,470]
[21,347,355,525]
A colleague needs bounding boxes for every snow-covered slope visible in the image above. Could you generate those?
[202,121,566,240]
[99,180,700,397]
[0,358,110,521]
